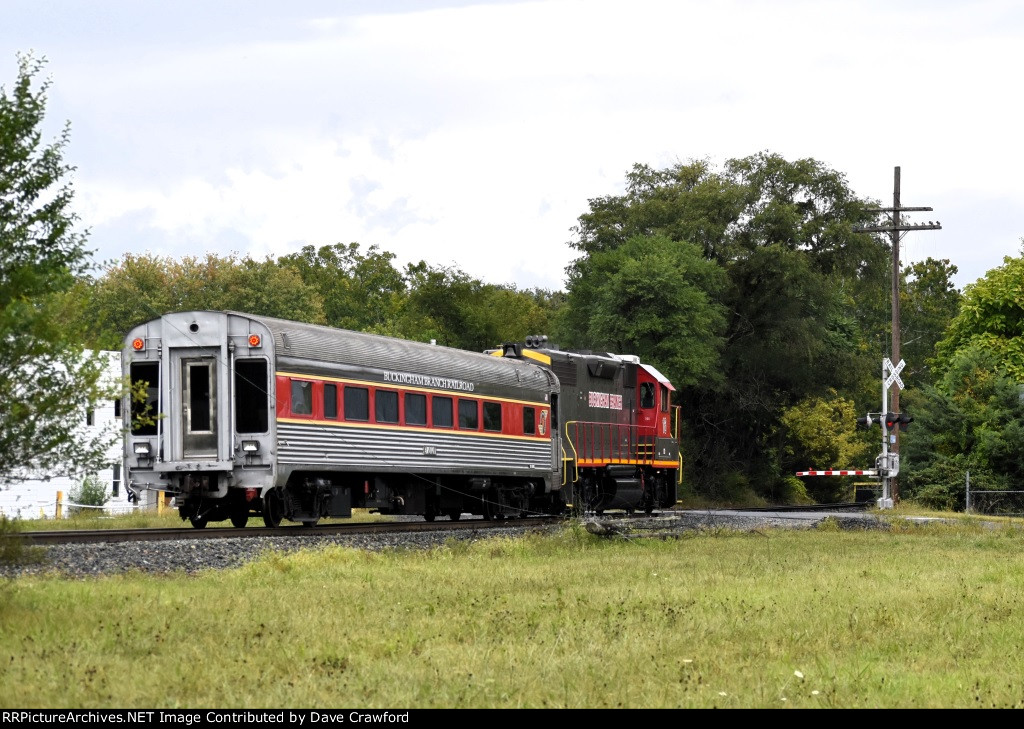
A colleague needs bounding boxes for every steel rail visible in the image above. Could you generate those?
[7,515,567,546]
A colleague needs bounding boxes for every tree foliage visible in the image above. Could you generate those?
[779,391,872,502]
[903,344,1024,508]
[565,152,888,497]
[0,54,119,483]
[277,243,405,333]
[72,252,326,346]
[900,257,962,382]
[563,233,727,389]
[933,250,1024,382]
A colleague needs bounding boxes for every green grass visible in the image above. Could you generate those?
[5,518,1024,708]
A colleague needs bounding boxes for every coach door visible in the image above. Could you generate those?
[182,358,218,458]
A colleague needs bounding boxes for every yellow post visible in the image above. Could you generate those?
[158,491,165,515]
[56,490,63,520]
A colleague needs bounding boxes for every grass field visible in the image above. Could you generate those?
[4,511,1024,709]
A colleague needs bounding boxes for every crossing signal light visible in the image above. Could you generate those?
[882,412,914,431]
[856,415,875,430]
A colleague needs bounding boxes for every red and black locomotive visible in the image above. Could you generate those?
[122,311,680,527]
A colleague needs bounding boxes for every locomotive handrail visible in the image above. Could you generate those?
[563,420,660,483]
[562,434,580,485]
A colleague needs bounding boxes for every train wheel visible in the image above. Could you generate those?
[262,488,284,529]
[189,515,208,529]
[230,512,248,528]
[448,511,461,521]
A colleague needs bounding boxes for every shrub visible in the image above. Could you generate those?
[68,474,109,517]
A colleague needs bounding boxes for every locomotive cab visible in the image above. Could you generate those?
[495,338,681,515]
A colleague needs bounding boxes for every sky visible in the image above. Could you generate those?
[3,0,1023,293]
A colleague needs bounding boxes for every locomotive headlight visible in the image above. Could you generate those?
[242,440,260,452]
[133,442,151,455]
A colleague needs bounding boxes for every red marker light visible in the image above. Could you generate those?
[248,334,261,347]
[132,338,145,351]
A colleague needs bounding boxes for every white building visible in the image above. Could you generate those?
[0,351,136,520]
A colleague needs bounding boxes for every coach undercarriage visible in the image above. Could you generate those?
[173,464,675,528]
[176,470,566,529]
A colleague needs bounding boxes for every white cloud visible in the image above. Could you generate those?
[7,0,1021,290]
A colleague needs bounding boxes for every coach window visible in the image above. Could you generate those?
[640,382,656,409]
[483,402,502,432]
[344,386,369,421]
[324,383,338,419]
[523,406,536,435]
[235,359,269,432]
[130,362,159,435]
[405,392,427,426]
[458,399,479,430]
[291,380,313,416]
[433,396,453,428]
[376,389,399,424]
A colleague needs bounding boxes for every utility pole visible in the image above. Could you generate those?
[854,167,941,503]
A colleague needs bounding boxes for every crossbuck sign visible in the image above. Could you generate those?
[884,358,905,391]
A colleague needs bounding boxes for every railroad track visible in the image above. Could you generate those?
[716,501,873,513]
[7,514,568,546]
[3,503,868,547]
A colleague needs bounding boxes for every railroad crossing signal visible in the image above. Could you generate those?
[884,357,905,391]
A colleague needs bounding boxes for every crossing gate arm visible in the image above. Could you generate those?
[796,470,879,477]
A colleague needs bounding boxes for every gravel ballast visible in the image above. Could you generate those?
[0,511,888,579]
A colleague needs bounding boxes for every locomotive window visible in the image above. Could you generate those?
[661,388,669,412]
[483,402,502,432]
[405,393,427,426]
[291,380,313,416]
[235,359,269,433]
[458,399,478,430]
[130,362,159,435]
[344,387,369,421]
[376,389,399,423]
[324,383,338,419]
[640,382,656,409]
[523,406,535,435]
[432,396,453,428]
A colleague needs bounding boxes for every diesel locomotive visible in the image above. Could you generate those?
[122,311,680,527]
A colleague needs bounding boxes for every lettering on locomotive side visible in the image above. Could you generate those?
[383,370,475,392]
[588,391,623,410]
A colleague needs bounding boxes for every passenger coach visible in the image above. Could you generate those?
[123,311,562,527]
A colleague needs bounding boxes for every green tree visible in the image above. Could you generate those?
[900,257,961,382]
[779,391,872,503]
[902,344,1024,510]
[277,243,404,333]
[400,262,560,351]
[563,233,727,389]
[72,251,325,345]
[933,250,1024,381]
[0,54,119,483]
[565,153,887,498]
